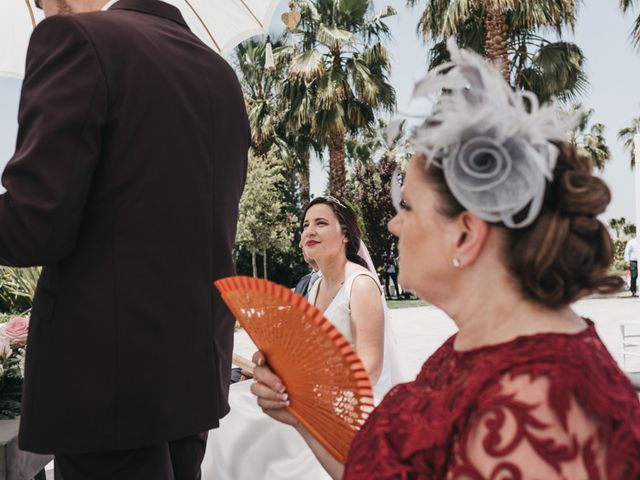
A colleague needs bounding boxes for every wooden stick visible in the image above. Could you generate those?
[232,353,255,375]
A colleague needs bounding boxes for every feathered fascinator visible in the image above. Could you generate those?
[403,38,578,228]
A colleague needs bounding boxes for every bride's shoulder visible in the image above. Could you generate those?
[345,262,372,277]
[345,263,380,293]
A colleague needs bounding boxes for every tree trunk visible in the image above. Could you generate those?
[484,5,510,83]
[262,249,268,280]
[252,250,257,277]
[328,133,346,198]
[300,151,311,205]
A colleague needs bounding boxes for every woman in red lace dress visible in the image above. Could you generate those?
[250,43,640,479]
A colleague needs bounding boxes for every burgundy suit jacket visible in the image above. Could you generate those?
[0,0,248,453]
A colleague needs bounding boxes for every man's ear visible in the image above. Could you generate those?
[453,212,490,268]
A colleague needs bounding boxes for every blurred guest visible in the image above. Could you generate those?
[625,235,638,296]
[294,254,320,298]
[382,249,400,299]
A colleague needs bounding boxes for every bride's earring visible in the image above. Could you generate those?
[452,258,461,268]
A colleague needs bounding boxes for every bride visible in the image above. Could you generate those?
[201,196,401,479]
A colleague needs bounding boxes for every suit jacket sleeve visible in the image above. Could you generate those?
[0,15,107,267]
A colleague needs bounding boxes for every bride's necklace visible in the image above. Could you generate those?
[314,278,345,311]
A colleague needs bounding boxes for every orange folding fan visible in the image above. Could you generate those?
[215,275,374,464]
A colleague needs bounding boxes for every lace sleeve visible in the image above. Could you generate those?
[448,373,610,480]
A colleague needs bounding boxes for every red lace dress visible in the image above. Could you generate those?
[344,320,640,479]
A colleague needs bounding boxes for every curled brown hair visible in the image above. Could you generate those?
[420,141,624,308]
[301,196,369,270]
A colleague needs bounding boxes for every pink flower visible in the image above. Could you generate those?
[4,316,29,348]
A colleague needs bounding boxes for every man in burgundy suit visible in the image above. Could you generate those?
[0,0,248,477]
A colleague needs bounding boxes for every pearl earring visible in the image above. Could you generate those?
[452,258,461,268]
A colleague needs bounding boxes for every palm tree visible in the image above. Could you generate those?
[609,217,627,239]
[345,118,409,168]
[284,125,321,205]
[624,223,637,236]
[618,116,640,169]
[235,38,321,205]
[620,0,640,48]
[281,0,397,198]
[234,39,288,157]
[579,122,610,170]
[411,1,582,86]
[570,106,611,170]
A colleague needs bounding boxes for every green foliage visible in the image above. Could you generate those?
[613,238,628,271]
[235,150,297,278]
[0,375,22,420]
[344,119,410,270]
[281,0,397,195]
[569,106,611,170]
[617,116,639,169]
[620,0,640,49]
[0,267,41,314]
[0,314,25,419]
[415,1,587,103]
[608,217,628,240]
[410,0,580,37]
[624,224,637,236]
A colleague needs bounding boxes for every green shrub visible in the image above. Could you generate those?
[613,239,627,272]
[0,267,41,314]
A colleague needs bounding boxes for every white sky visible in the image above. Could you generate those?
[1,0,639,223]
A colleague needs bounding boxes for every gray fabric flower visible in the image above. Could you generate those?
[406,39,578,228]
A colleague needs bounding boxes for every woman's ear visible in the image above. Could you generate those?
[453,212,490,268]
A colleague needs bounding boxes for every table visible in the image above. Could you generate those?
[0,418,52,480]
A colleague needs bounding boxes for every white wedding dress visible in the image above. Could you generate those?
[201,269,401,480]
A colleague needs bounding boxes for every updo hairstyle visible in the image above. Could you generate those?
[420,141,624,308]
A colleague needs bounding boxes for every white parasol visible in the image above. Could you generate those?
[0,0,285,79]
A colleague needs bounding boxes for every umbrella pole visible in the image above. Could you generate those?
[182,0,221,52]
[25,0,37,29]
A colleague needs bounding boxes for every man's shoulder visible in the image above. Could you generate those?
[30,11,123,49]
[28,14,98,59]
[32,13,85,39]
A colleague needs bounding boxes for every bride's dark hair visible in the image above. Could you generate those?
[302,196,369,270]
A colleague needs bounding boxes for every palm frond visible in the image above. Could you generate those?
[370,5,396,21]
[630,11,640,48]
[289,49,326,81]
[0,266,41,314]
[312,104,348,139]
[519,40,587,103]
[617,117,640,168]
[362,42,390,67]
[345,99,375,131]
[316,70,350,108]
[335,0,370,25]
[620,0,635,13]
[317,25,357,48]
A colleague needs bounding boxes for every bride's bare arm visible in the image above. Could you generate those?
[251,352,345,479]
[349,275,385,385]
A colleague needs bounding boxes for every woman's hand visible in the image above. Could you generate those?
[251,352,345,479]
[250,351,300,427]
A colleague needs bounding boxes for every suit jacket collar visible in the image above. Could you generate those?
[109,0,188,28]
